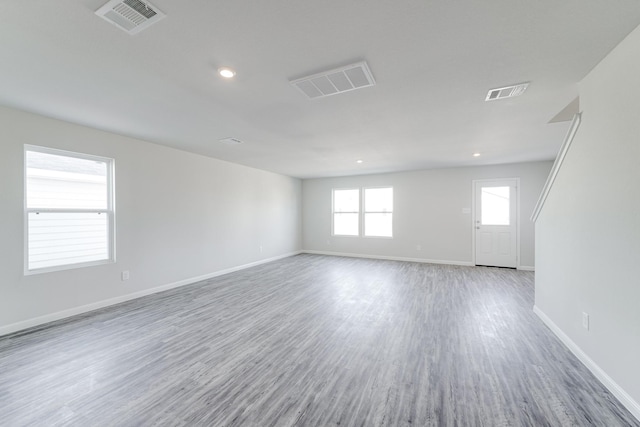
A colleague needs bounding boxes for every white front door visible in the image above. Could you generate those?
[474,179,518,268]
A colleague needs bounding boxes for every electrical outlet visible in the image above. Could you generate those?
[416,244,422,251]
[259,245,263,253]
[121,270,130,281]
[582,312,589,330]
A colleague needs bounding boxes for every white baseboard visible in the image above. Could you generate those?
[0,251,301,337]
[533,305,640,422]
[303,250,537,271]
[302,250,474,266]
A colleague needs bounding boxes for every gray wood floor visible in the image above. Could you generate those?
[1,254,637,426]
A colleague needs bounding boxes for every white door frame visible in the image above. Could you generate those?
[471,178,521,269]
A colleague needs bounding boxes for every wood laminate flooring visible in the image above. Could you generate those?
[0,254,637,426]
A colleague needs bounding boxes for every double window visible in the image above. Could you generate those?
[332,187,393,237]
[25,145,115,274]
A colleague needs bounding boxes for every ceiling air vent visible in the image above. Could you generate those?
[485,82,529,101]
[290,61,376,99]
[219,137,244,145]
[95,0,166,35]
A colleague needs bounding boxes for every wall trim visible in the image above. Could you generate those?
[533,305,640,422]
[0,251,302,337]
[531,113,582,222]
[518,265,535,271]
[302,250,474,266]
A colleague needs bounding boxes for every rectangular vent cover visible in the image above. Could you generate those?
[290,61,376,99]
[95,0,166,35]
[485,83,529,101]
[219,137,244,145]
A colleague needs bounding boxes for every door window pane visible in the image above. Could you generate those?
[481,186,510,225]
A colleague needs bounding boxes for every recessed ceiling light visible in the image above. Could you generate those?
[218,67,236,78]
[356,160,363,164]
[473,153,481,157]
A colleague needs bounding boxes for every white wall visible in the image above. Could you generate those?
[0,106,302,335]
[535,25,640,418]
[303,161,551,268]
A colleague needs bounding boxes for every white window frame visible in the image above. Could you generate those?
[24,145,116,275]
[363,186,394,238]
[332,188,360,236]
[331,186,394,238]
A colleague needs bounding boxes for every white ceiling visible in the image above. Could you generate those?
[1,1,639,179]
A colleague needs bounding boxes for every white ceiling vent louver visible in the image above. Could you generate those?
[485,82,530,101]
[219,137,244,145]
[290,61,376,99]
[95,0,166,35]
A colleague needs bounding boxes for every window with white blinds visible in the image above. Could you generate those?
[25,145,115,273]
